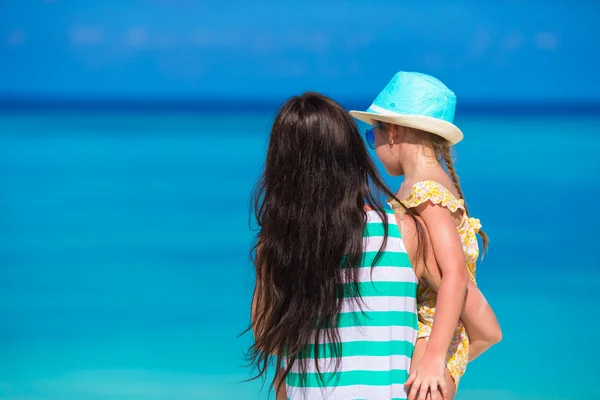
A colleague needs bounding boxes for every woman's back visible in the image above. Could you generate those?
[285,207,418,399]
[247,92,428,400]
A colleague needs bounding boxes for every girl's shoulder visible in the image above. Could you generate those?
[389,180,465,214]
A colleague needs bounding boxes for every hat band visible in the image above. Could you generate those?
[366,104,402,116]
[367,103,454,123]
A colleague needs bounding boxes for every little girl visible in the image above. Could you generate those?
[351,71,501,399]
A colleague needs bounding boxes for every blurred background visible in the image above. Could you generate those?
[1,1,599,399]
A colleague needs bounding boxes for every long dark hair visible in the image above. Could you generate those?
[245,92,426,393]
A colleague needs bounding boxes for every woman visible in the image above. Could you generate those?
[246,92,499,400]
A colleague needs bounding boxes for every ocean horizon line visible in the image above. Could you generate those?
[1,97,600,116]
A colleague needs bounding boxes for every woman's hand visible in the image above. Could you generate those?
[405,353,449,400]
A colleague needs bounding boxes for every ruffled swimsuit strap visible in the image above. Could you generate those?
[390,180,466,213]
[465,217,482,233]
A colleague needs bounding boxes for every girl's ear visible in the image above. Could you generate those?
[388,124,403,145]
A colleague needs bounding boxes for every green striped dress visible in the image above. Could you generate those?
[285,208,418,399]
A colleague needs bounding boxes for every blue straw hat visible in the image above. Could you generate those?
[350,71,463,144]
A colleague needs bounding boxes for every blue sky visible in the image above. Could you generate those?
[1,0,599,102]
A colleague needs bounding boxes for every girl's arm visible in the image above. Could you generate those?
[461,281,502,361]
[415,202,469,358]
[422,265,502,360]
[403,202,469,400]
[402,213,502,362]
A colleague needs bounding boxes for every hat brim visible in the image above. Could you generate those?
[349,110,463,145]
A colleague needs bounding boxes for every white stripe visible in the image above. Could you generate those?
[311,325,417,345]
[340,295,416,314]
[290,354,411,374]
[365,209,397,224]
[363,235,406,253]
[369,103,406,117]
[354,266,417,284]
[287,383,409,399]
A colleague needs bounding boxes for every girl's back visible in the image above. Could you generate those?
[389,180,482,384]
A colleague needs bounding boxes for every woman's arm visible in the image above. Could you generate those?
[251,258,288,399]
[274,368,287,400]
[250,275,265,338]
[250,244,273,348]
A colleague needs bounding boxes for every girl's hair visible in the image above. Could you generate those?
[245,92,427,393]
[410,127,489,253]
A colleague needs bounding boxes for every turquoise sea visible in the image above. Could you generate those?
[0,112,599,400]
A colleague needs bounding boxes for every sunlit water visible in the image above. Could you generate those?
[0,113,598,400]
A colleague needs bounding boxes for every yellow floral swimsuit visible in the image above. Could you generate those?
[388,180,482,386]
